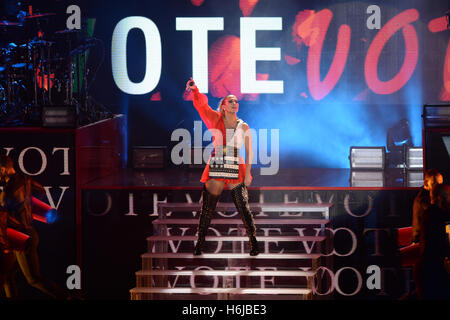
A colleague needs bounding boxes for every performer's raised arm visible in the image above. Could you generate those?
[186,78,220,129]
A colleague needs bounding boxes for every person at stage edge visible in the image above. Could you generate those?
[411,168,450,299]
[186,78,259,256]
[0,155,70,299]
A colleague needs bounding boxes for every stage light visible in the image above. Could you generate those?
[2,199,57,250]
[386,119,413,152]
[385,119,414,168]
[406,147,423,169]
[423,106,450,180]
[350,170,384,187]
[132,146,167,169]
[6,227,30,251]
[45,209,59,224]
[407,170,423,188]
[423,104,450,128]
[349,147,386,170]
[32,197,59,224]
[42,105,77,128]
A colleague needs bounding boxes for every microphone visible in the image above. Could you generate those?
[185,80,195,93]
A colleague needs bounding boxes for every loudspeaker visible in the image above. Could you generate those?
[42,105,77,128]
[423,104,450,128]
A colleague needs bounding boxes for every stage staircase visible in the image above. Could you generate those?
[130,202,332,300]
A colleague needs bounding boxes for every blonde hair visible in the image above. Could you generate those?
[217,95,237,114]
[217,97,227,114]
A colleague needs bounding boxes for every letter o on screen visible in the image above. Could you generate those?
[112,16,162,95]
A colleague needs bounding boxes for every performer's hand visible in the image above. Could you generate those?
[186,77,197,91]
[244,175,252,187]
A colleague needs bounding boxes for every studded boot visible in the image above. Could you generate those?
[231,183,259,256]
[193,186,220,255]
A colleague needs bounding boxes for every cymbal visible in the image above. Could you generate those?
[0,21,21,26]
[23,13,56,20]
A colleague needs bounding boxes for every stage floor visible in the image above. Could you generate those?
[82,167,422,190]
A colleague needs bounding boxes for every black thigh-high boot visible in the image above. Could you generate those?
[193,186,220,255]
[231,183,259,256]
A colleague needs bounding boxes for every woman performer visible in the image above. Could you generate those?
[186,78,259,256]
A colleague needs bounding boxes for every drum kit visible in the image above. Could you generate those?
[0,12,103,126]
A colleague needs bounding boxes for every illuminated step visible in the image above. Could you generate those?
[136,269,316,277]
[130,287,311,295]
[158,202,332,213]
[153,218,329,225]
[147,235,326,242]
[141,253,321,259]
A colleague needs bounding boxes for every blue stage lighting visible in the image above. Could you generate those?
[394,139,409,147]
[45,209,59,224]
